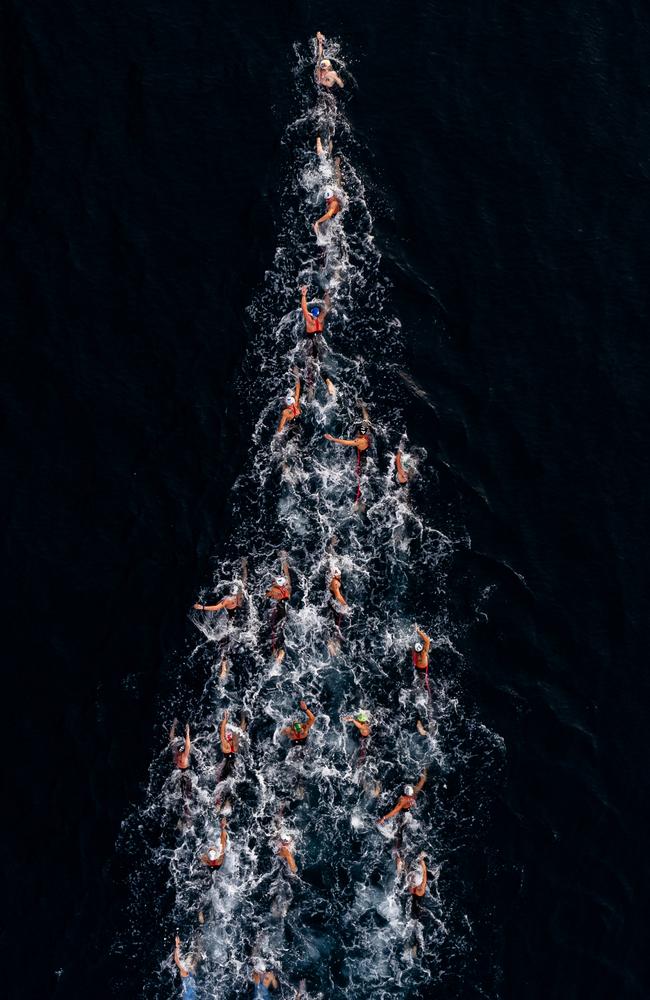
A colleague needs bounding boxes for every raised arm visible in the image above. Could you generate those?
[316,31,324,60]
[300,700,316,731]
[395,451,408,483]
[219,712,229,753]
[278,842,297,873]
[170,718,178,743]
[416,626,431,652]
[333,72,345,88]
[294,378,301,407]
[300,286,311,322]
[218,817,228,858]
[174,936,189,977]
[413,767,428,796]
[344,716,366,733]
[280,556,291,592]
[182,724,191,764]
[330,577,347,606]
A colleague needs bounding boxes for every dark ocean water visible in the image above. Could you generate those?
[3,1,649,998]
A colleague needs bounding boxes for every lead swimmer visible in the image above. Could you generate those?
[315,32,344,88]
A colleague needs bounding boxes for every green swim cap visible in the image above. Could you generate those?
[356,711,368,723]
[294,722,303,733]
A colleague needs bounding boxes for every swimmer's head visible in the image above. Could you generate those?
[408,868,424,888]
[310,306,321,317]
[208,849,217,861]
[360,423,369,434]
[413,641,424,653]
[275,575,287,587]
[356,711,369,723]
[320,59,332,69]
[331,565,341,577]
[293,722,303,734]
[176,739,185,752]
[404,784,414,797]
[324,188,334,200]
[285,393,296,406]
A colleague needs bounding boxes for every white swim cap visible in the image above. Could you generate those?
[414,642,424,653]
[320,59,331,69]
[275,576,287,587]
[324,189,334,199]
[332,565,341,577]
[408,868,424,887]
[208,849,217,861]
[404,785,414,796]
[285,393,295,406]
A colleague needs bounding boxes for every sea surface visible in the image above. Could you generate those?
[3,2,649,999]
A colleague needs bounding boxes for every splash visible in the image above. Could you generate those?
[121,34,504,1000]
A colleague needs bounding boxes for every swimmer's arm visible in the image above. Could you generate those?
[174,937,189,977]
[416,626,430,652]
[268,972,279,989]
[314,207,336,227]
[378,801,405,824]
[301,700,316,729]
[279,844,297,872]
[333,73,344,88]
[413,767,428,796]
[194,598,227,611]
[300,287,311,322]
[182,724,191,764]
[219,819,228,855]
[294,378,301,407]
[280,726,294,738]
[395,451,408,483]
[220,713,229,753]
[170,718,178,743]
[316,31,324,60]
[241,557,248,588]
[277,409,289,433]
[324,434,357,447]
[415,858,428,896]
[350,719,366,732]
[331,579,347,605]
[281,558,291,594]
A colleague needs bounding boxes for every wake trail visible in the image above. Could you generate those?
[120,34,504,1000]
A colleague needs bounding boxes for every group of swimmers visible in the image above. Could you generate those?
[171,32,435,997]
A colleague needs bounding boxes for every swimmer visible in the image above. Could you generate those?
[395,449,412,485]
[377,768,428,824]
[313,189,342,235]
[277,838,298,873]
[252,970,279,998]
[266,553,291,662]
[343,710,370,738]
[173,936,198,999]
[315,32,344,88]
[170,720,191,770]
[407,854,428,897]
[329,565,348,606]
[200,817,228,869]
[282,700,316,742]
[277,377,302,433]
[412,626,431,671]
[300,285,330,336]
[220,709,241,755]
[266,555,292,601]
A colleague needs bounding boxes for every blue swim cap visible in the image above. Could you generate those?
[310,306,321,317]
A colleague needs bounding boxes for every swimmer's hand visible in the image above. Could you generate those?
[300,285,308,295]
[313,222,320,234]
[299,700,308,711]
[324,433,334,441]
